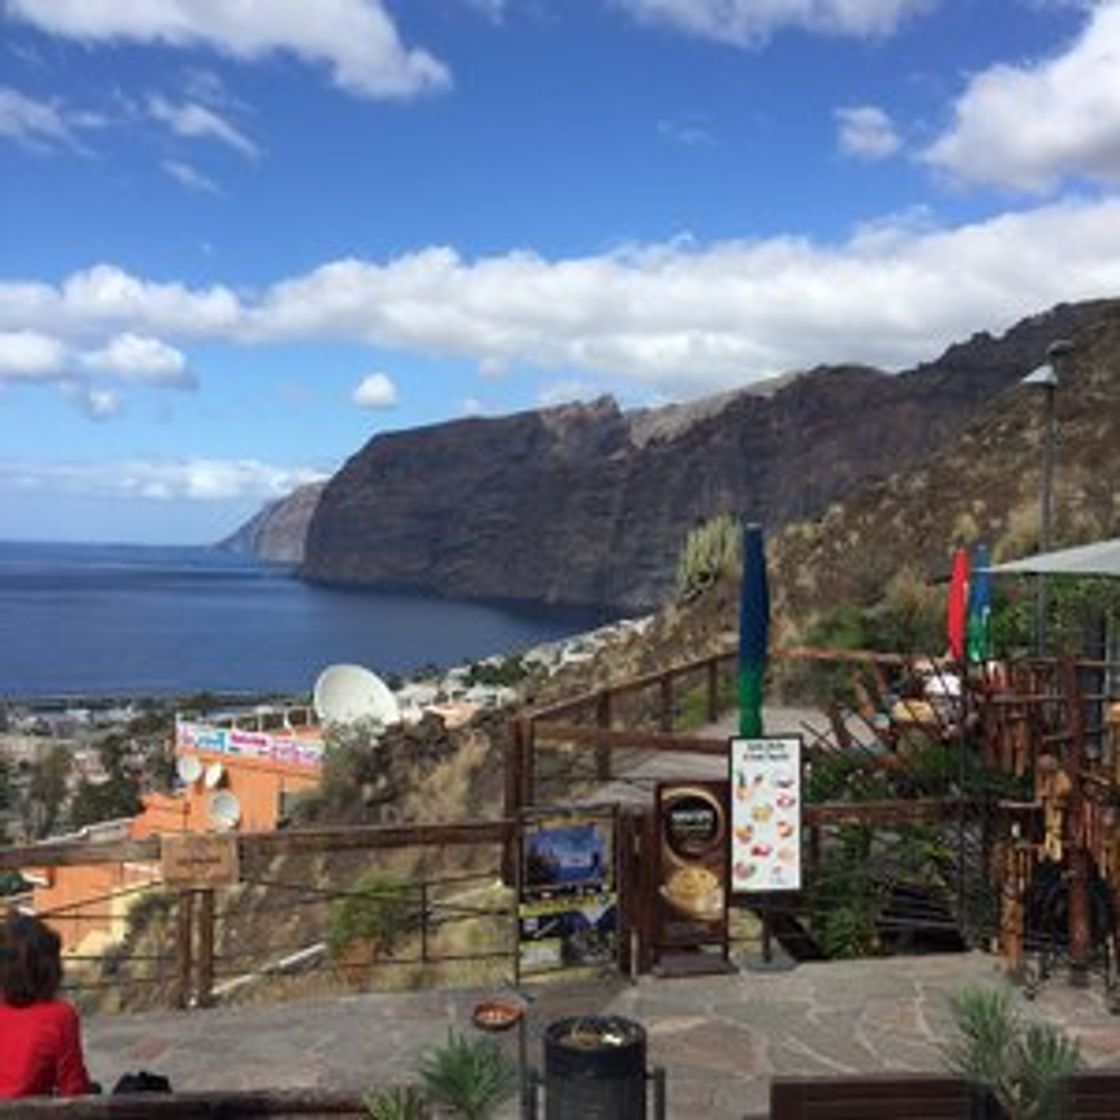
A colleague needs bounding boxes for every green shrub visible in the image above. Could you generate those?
[419,1030,517,1120]
[942,985,1080,1119]
[675,514,739,601]
[363,1084,427,1120]
[327,872,416,960]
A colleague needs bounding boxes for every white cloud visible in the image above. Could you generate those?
[836,104,901,160]
[0,457,328,502]
[7,197,1120,396]
[538,380,599,406]
[0,86,79,149]
[925,2,1120,191]
[80,333,194,387]
[614,0,934,45]
[6,0,450,100]
[162,158,219,193]
[0,330,67,379]
[149,96,259,159]
[60,381,121,420]
[351,371,399,408]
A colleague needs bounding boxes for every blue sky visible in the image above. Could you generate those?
[3,0,1120,544]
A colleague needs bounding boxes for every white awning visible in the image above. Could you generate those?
[986,537,1120,577]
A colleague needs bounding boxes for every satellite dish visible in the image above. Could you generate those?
[176,755,203,785]
[209,790,241,831]
[203,761,225,789]
[313,664,400,726]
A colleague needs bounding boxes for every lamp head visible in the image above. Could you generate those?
[1022,362,1058,389]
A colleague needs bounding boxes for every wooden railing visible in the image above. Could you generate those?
[0,1089,370,1117]
[769,1071,1120,1119]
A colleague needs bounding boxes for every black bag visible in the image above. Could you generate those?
[112,1070,173,1094]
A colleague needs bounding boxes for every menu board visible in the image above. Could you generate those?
[655,782,729,949]
[517,810,618,975]
[730,737,803,893]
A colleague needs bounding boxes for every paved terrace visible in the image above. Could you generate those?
[84,953,1120,1118]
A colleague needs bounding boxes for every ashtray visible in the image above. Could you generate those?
[471,999,523,1032]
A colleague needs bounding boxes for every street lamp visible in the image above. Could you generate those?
[1022,338,1072,655]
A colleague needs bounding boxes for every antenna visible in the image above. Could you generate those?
[209,790,241,831]
[176,755,203,786]
[313,664,400,727]
[203,761,226,789]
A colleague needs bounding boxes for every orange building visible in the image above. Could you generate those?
[30,707,325,953]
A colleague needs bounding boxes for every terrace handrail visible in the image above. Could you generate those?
[0,818,518,871]
[0,1089,370,1117]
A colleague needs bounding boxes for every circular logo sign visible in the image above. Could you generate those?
[663,789,724,860]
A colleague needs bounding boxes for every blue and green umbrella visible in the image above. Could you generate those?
[739,523,770,738]
[966,543,992,663]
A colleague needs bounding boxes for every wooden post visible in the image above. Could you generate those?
[638,810,657,974]
[505,719,524,821]
[175,889,194,1010]
[196,889,215,1009]
[596,690,612,781]
[658,674,673,733]
[706,658,720,724]
[1063,659,1091,986]
[522,717,536,807]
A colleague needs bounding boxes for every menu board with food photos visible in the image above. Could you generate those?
[730,736,803,893]
[655,782,730,951]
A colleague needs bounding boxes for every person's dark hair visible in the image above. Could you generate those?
[0,910,63,1007]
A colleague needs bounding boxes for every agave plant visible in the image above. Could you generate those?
[419,1030,518,1120]
[942,985,1080,1119]
[363,1084,427,1120]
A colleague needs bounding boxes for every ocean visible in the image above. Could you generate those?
[0,541,615,700]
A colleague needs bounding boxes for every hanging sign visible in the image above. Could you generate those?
[729,736,803,893]
[517,809,618,975]
[654,782,729,950]
[160,833,240,889]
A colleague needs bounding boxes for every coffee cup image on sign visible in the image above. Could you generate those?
[660,865,723,919]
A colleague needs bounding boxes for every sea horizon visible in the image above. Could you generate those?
[0,540,615,701]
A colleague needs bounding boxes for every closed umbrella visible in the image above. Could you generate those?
[739,523,769,737]
[946,546,970,662]
[966,543,992,663]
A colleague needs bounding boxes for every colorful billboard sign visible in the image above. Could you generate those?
[517,810,618,975]
[730,736,803,893]
[655,782,729,950]
[175,720,325,770]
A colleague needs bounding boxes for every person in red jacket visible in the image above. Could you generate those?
[0,910,93,1098]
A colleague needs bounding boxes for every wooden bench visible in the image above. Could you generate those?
[771,1071,1120,1119]
[0,1089,371,1118]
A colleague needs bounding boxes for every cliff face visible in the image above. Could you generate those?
[301,300,1116,610]
[768,301,1120,631]
[218,482,325,564]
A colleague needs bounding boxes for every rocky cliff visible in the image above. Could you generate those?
[300,301,1114,610]
[218,481,325,564]
[767,300,1120,632]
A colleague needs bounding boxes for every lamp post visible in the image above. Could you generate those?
[1021,339,1072,655]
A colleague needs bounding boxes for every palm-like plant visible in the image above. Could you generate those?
[419,1030,518,1120]
[363,1084,427,1120]
[942,986,1080,1119]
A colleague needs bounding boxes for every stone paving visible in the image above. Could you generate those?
[82,952,1120,1118]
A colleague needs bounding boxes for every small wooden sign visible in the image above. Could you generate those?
[160,833,240,889]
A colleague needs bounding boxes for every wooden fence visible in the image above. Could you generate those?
[769,1071,1120,1119]
[0,1089,369,1118]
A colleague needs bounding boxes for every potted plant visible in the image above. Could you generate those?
[419,1030,518,1120]
[942,985,1081,1119]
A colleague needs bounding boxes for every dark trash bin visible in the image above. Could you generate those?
[543,1015,647,1119]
